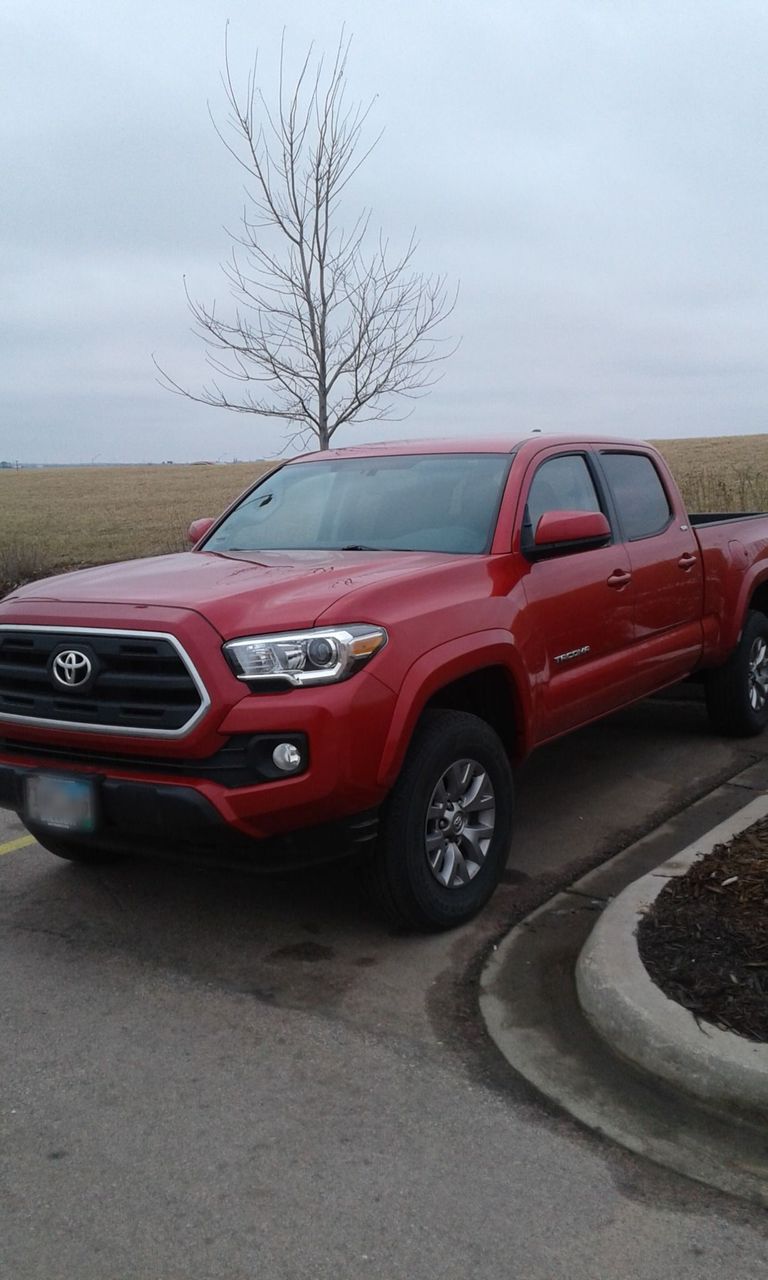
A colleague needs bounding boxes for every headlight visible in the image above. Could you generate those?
[223,624,388,687]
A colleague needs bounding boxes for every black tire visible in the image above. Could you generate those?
[25,826,120,865]
[370,709,514,931]
[705,609,768,737]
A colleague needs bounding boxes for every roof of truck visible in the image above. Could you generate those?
[291,434,650,462]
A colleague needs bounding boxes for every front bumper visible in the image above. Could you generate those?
[0,666,398,870]
[0,760,380,871]
[0,598,398,849]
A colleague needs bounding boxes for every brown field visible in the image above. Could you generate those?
[652,435,768,513]
[1,435,767,596]
[0,461,271,594]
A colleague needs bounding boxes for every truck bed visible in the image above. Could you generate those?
[689,508,768,665]
[689,511,768,526]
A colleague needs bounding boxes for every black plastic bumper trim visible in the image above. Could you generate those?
[0,762,378,872]
[0,732,308,789]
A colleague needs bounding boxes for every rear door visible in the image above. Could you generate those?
[596,449,704,690]
[517,449,636,741]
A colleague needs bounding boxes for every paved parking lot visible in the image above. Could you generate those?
[2,691,768,1278]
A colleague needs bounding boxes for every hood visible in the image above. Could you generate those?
[7,549,464,638]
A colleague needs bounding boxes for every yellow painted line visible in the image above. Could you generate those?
[0,835,36,856]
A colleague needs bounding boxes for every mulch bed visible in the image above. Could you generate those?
[636,816,768,1043]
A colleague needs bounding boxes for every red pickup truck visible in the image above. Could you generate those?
[1,436,767,928]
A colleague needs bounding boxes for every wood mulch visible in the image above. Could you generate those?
[636,815,768,1043]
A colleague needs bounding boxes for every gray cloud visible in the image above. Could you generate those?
[2,0,767,462]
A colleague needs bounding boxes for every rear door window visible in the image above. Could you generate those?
[599,453,671,540]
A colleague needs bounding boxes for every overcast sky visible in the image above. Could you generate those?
[2,1,767,463]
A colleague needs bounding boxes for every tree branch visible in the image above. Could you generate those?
[158,27,457,451]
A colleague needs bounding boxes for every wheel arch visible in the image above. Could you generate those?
[710,566,768,663]
[749,579,768,619]
[376,633,530,789]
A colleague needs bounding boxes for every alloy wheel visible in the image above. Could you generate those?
[424,758,497,888]
[748,636,768,712]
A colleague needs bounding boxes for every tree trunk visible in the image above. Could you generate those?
[318,384,329,450]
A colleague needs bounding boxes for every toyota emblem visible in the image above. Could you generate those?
[52,649,93,688]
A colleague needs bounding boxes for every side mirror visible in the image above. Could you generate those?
[187,517,215,547]
[529,510,611,558]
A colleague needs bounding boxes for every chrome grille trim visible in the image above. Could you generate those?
[0,625,211,738]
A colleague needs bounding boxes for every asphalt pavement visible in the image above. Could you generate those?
[2,690,768,1278]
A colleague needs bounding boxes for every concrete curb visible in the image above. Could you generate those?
[576,793,768,1121]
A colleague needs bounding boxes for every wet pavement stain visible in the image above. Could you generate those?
[268,941,336,963]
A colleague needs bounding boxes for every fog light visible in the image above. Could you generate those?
[272,742,303,773]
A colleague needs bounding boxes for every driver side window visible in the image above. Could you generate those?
[526,454,602,533]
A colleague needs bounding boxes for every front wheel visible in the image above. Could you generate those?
[705,609,768,737]
[370,709,514,931]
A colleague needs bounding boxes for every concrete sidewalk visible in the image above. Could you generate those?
[480,759,768,1205]
[577,795,768,1123]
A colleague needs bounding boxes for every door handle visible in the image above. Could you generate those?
[678,553,697,571]
[607,570,632,589]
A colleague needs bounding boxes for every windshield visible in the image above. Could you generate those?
[203,453,512,555]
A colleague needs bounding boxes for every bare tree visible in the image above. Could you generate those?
[156,31,456,451]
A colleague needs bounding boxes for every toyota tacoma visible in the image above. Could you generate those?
[1,435,767,929]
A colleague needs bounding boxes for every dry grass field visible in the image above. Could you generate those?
[652,435,768,513]
[1,435,767,596]
[0,461,271,594]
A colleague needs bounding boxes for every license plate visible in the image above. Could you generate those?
[25,774,96,834]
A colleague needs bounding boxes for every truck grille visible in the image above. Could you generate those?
[0,628,208,736]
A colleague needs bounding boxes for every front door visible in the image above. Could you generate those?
[518,450,636,742]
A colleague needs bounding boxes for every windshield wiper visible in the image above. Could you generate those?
[340,543,382,551]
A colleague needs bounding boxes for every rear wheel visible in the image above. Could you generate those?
[370,709,514,930]
[705,609,768,737]
[25,826,120,865]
